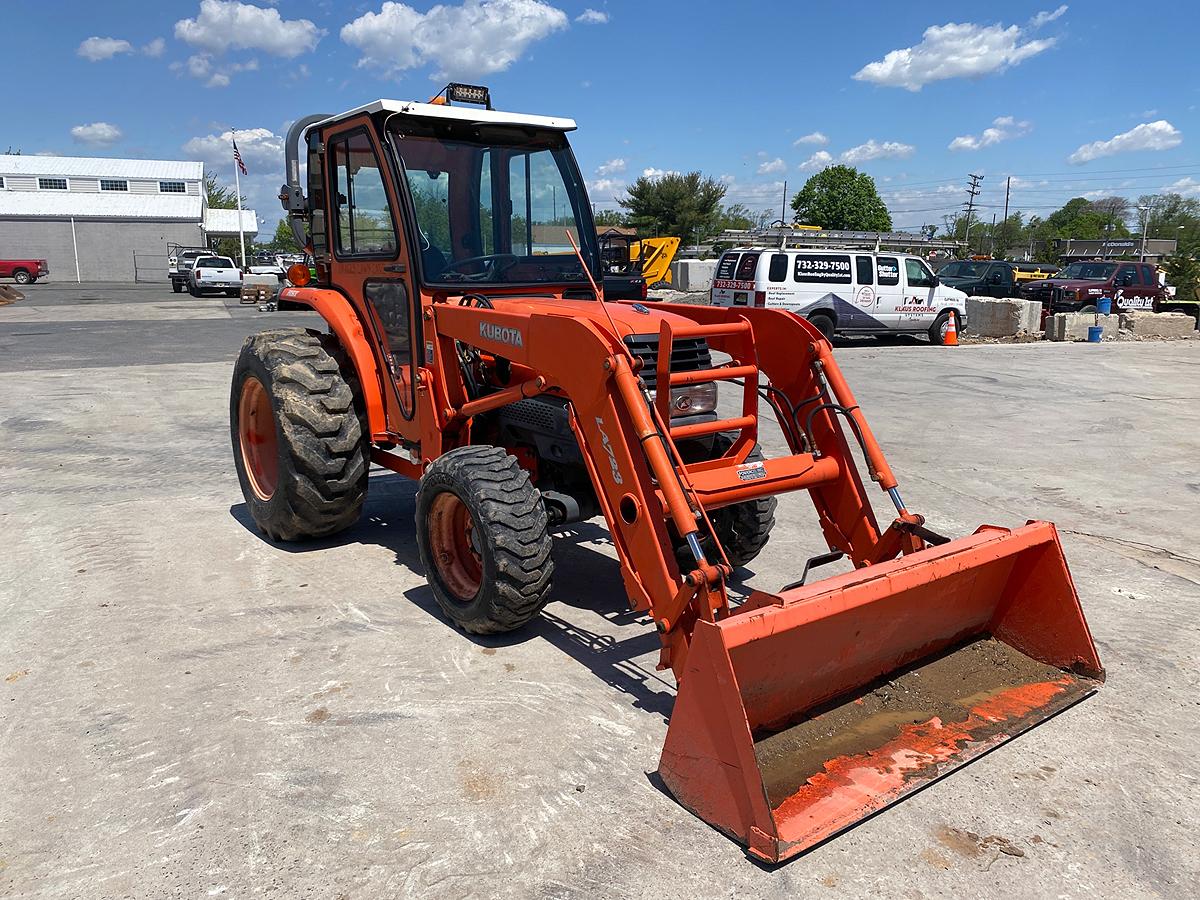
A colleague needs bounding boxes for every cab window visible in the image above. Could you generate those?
[768,253,789,283]
[1140,264,1157,286]
[1117,264,1139,286]
[904,258,936,288]
[331,130,397,257]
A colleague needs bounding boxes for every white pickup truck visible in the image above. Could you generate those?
[168,245,210,293]
[188,255,243,297]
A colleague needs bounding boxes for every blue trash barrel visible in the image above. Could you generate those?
[1097,296,1112,315]
[1087,325,1104,343]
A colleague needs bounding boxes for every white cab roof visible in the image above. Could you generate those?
[322,99,576,132]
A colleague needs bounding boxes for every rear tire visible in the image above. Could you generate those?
[172,281,184,293]
[188,282,200,297]
[12,269,31,285]
[416,445,554,634]
[807,312,835,341]
[230,328,368,541]
[226,290,240,298]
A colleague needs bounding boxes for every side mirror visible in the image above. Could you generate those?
[1122,275,1134,286]
[931,275,940,286]
[990,272,1002,284]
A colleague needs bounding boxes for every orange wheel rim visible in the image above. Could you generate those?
[238,376,279,501]
[428,492,483,601]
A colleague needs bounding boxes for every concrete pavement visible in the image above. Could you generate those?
[1,284,1197,898]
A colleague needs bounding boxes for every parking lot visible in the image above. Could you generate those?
[2,283,1198,898]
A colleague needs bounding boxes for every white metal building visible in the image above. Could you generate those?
[0,155,257,282]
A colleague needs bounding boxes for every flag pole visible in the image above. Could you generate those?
[233,128,246,270]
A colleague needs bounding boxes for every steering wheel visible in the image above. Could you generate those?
[439,253,519,280]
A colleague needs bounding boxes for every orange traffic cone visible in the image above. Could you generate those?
[943,311,959,346]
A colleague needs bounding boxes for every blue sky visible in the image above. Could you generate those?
[7,0,1200,232]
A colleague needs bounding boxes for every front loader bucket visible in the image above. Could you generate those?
[659,521,1103,863]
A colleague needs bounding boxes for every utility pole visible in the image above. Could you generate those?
[963,173,983,252]
[1000,176,1011,257]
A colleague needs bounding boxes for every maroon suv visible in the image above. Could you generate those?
[1020,260,1165,313]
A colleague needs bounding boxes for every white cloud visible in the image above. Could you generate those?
[596,158,625,176]
[1165,177,1200,197]
[853,16,1058,91]
[588,177,625,196]
[1068,120,1182,164]
[142,37,166,57]
[1030,5,1068,27]
[576,8,608,24]
[642,167,679,179]
[840,140,915,164]
[77,37,133,62]
[948,115,1032,151]
[793,131,828,147]
[757,157,786,175]
[799,150,833,172]
[70,122,123,146]
[342,0,568,80]
[183,127,283,170]
[178,52,258,88]
[175,0,323,58]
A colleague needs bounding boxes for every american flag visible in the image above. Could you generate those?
[233,138,247,176]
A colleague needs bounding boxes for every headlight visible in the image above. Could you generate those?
[667,382,717,417]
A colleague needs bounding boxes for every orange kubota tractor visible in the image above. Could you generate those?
[231,84,1103,863]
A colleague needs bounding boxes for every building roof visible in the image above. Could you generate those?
[0,190,203,220]
[322,99,576,132]
[204,208,259,237]
[0,155,203,181]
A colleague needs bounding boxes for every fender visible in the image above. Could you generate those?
[278,285,387,437]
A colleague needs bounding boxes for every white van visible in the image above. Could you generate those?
[710,248,968,344]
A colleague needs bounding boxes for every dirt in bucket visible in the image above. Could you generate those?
[752,636,1071,809]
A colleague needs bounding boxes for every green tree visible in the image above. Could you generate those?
[1163,237,1200,304]
[593,209,626,228]
[268,218,302,253]
[618,171,727,240]
[790,165,892,231]
[204,173,245,210]
[716,202,755,231]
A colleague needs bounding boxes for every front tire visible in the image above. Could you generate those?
[929,310,957,345]
[416,446,554,634]
[12,270,31,285]
[230,328,368,541]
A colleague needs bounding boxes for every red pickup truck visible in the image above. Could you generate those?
[0,258,49,284]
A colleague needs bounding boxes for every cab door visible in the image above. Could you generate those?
[1113,262,1151,311]
[322,120,422,443]
[899,257,939,331]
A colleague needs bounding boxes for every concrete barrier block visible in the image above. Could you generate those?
[1118,311,1197,338]
[965,297,1042,337]
[1045,312,1120,341]
[242,273,279,288]
[670,259,717,292]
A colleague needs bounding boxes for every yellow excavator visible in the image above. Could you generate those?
[599,231,680,299]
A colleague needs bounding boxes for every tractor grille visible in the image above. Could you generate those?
[623,334,712,392]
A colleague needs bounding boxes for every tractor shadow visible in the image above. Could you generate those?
[231,470,780,719]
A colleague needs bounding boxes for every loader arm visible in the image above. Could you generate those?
[432,299,936,678]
